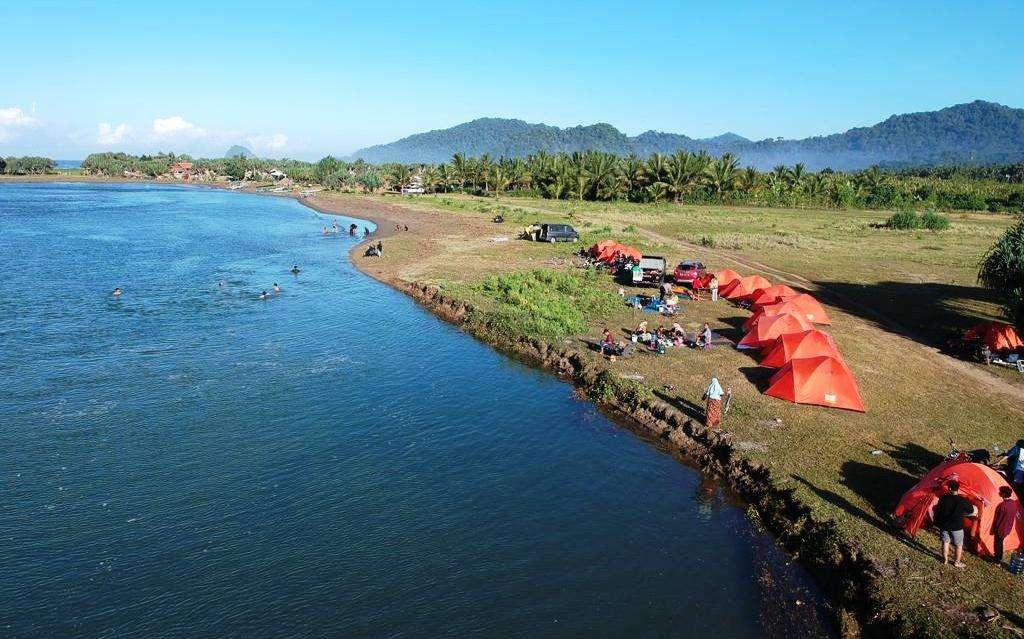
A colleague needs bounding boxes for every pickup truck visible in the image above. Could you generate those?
[524,223,580,243]
[632,255,667,286]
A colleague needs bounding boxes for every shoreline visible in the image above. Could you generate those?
[0,176,943,636]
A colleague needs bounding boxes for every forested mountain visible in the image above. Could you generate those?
[349,101,1024,170]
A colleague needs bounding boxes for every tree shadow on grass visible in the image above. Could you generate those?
[652,389,705,422]
[812,279,1004,351]
[716,314,750,342]
[882,441,946,478]
[792,471,940,559]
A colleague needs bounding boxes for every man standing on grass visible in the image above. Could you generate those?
[935,480,977,568]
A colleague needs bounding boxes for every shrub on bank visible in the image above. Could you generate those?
[474,268,621,339]
[885,210,950,231]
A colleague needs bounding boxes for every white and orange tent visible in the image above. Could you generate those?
[760,329,840,368]
[737,311,813,349]
[723,275,771,301]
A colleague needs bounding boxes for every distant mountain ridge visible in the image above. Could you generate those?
[348,101,1024,170]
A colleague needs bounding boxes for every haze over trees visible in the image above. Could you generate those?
[349,101,1024,170]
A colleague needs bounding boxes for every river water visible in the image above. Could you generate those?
[0,183,832,638]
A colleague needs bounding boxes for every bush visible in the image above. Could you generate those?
[474,268,622,339]
[885,210,949,231]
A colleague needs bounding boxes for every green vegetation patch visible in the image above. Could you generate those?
[885,210,951,231]
[472,268,622,339]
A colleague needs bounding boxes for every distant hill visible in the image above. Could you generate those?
[348,101,1024,170]
[225,145,255,159]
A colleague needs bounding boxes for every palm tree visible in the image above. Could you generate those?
[707,153,738,198]
[451,153,468,190]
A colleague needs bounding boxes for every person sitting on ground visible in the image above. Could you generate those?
[698,322,713,349]
[635,320,648,335]
[376,241,383,256]
[112,287,123,297]
[395,224,401,231]
[664,293,680,313]
[1005,439,1024,486]
[935,479,977,568]
[404,225,409,231]
[364,245,380,257]
[992,486,1021,563]
[660,280,673,301]
[600,328,617,356]
[273,283,281,294]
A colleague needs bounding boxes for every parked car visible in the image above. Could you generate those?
[673,260,706,286]
[632,255,667,286]
[525,223,579,243]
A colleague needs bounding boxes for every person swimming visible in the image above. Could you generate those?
[363,226,370,236]
[291,265,301,274]
[273,283,281,294]
[323,226,330,236]
[259,290,269,300]
[112,287,123,297]
[332,221,339,233]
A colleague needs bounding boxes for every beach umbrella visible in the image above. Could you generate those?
[737,311,812,349]
[765,355,865,412]
[760,329,840,368]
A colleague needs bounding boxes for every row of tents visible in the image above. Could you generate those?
[716,270,867,413]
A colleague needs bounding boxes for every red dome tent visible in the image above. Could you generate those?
[723,275,772,301]
[590,240,617,257]
[746,294,832,328]
[760,329,840,368]
[750,284,799,311]
[963,321,1024,353]
[894,456,1024,558]
[738,311,813,349]
[715,269,742,287]
[765,355,865,412]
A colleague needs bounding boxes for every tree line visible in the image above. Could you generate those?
[1,156,55,175]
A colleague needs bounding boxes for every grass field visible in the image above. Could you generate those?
[328,191,1023,636]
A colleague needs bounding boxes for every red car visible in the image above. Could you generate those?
[672,260,706,286]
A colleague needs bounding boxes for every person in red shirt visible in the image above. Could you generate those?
[991,486,1022,563]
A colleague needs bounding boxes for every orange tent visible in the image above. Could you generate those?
[715,269,742,287]
[738,311,812,349]
[617,245,642,262]
[894,456,1024,558]
[963,321,1024,352]
[757,294,832,325]
[750,284,799,311]
[590,240,617,257]
[765,355,865,412]
[723,275,772,301]
[761,329,840,368]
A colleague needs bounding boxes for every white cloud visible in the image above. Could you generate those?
[248,133,289,152]
[97,122,131,144]
[0,106,40,141]
[152,115,206,138]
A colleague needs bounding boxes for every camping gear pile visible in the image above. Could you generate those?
[588,240,642,267]
[719,269,865,413]
[961,321,1024,371]
[894,453,1024,559]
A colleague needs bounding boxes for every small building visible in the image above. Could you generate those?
[170,161,193,181]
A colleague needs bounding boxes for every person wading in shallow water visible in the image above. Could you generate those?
[112,287,123,298]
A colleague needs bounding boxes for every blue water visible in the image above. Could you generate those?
[0,183,831,638]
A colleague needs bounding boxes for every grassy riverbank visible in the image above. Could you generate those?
[306,191,1024,637]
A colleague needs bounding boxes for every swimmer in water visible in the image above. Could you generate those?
[332,221,339,233]
[323,226,330,236]
[259,290,269,300]
[364,226,370,236]
[112,287,123,297]
[273,283,281,294]
[291,265,301,275]
[218,280,226,289]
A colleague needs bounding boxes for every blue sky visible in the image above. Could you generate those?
[1,0,1021,160]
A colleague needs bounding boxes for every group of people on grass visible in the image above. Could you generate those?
[599,321,715,357]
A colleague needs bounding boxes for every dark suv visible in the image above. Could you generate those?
[534,223,579,243]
